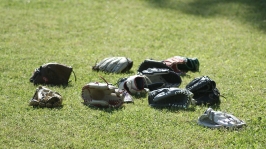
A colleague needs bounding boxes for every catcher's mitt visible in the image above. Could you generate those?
[29,86,63,108]
[148,88,194,108]
[186,76,221,106]
[163,56,200,74]
[30,63,76,85]
[139,68,182,90]
[81,79,130,108]
[92,57,133,73]
[117,75,149,95]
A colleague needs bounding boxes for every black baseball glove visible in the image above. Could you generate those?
[148,88,193,108]
[186,76,221,106]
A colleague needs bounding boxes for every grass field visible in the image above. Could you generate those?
[0,0,265,148]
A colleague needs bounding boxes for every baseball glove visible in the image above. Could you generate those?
[30,63,76,85]
[81,78,129,108]
[138,56,199,74]
[92,57,133,73]
[29,86,63,108]
[138,59,172,73]
[139,68,182,90]
[198,108,246,128]
[185,76,221,106]
[163,56,200,74]
[148,88,194,108]
[117,75,149,95]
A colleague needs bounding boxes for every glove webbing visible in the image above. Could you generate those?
[99,75,112,87]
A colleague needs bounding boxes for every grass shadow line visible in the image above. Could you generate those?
[147,0,266,33]
[150,105,196,112]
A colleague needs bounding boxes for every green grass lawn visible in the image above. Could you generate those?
[0,0,265,148]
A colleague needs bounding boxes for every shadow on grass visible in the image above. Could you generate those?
[131,92,148,99]
[148,0,266,32]
[202,104,221,111]
[151,106,196,112]
[31,105,64,110]
[31,83,74,89]
[150,103,221,112]
[84,104,125,113]
[93,70,135,75]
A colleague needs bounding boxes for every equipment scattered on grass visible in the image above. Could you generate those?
[25,55,247,130]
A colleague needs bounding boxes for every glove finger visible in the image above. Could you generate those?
[99,57,117,71]
[112,57,128,73]
[106,57,122,72]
